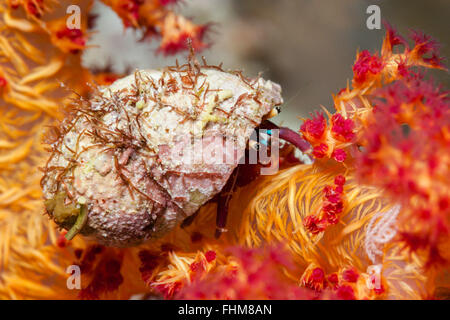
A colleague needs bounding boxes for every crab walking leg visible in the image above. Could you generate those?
[215,166,240,238]
[260,120,311,152]
[180,209,201,228]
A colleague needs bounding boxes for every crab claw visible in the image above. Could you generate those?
[260,120,311,152]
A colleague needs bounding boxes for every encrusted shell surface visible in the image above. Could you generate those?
[41,63,283,246]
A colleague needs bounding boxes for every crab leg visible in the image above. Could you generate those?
[180,209,200,228]
[215,166,240,238]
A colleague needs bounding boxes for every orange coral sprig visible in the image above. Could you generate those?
[300,110,357,163]
[8,0,56,19]
[101,0,210,55]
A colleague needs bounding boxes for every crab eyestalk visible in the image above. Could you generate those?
[65,203,88,240]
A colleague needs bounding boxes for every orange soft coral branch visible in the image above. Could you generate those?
[0,0,108,300]
[300,110,356,163]
[150,248,221,299]
[101,0,160,29]
[7,0,57,19]
[340,25,448,269]
[157,12,210,55]
[356,75,449,268]
[304,24,446,167]
[100,0,210,55]
[46,17,89,54]
[299,25,448,271]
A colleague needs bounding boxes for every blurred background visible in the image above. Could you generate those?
[82,0,449,130]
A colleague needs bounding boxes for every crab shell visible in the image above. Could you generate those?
[41,65,283,246]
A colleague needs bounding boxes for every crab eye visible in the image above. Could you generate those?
[265,105,282,119]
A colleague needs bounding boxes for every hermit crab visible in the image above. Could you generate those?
[41,57,310,246]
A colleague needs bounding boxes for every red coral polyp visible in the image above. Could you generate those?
[303,215,327,234]
[342,268,359,283]
[300,112,327,141]
[205,250,216,263]
[56,28,86,46]
[120,0,141,27]
[410,31,440,58]
[312,143,328,158]
[302,267,326,291]
[336,285,356,300]
[334,175,346,186]
[0,77,8,89]
[305,176,346,234]
[384,23,407,50]
[159,0,178,5]
[26,0,44,17]
[331,113,355,142]
[353,50,384,85]
[332,148,347,162]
